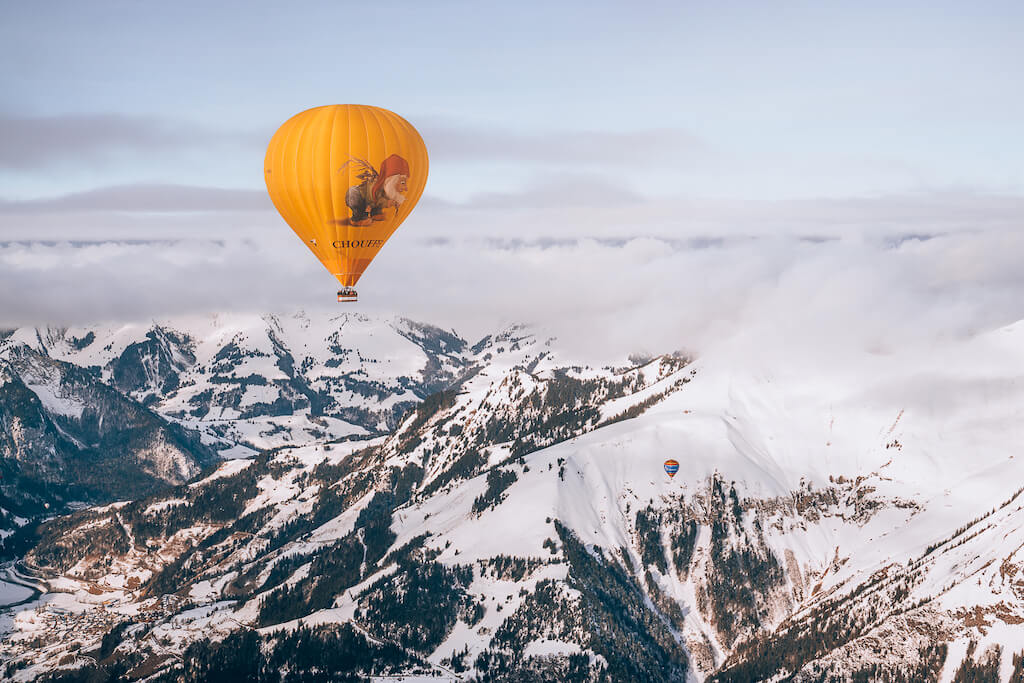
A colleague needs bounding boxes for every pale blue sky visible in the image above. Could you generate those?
[2,1,1023,202]
[3,1,1024,342]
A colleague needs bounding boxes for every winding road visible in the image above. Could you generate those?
[0,561,49,610]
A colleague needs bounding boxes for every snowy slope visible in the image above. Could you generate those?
[3,312,470,456]
[3,315,1024,681]
[0,343,215,521]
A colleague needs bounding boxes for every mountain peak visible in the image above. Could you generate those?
[4,315,1024,681]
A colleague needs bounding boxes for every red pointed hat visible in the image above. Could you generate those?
[372,154,410,197]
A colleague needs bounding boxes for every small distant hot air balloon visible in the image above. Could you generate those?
[264,104,428,302]
[664,459,679,478]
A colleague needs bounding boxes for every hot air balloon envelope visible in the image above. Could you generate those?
[664,459,679,478]
[264,105,428,301]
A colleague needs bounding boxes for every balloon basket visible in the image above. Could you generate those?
[337,288,358,303]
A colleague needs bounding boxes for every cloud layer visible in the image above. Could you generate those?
[0,184,269,213]
[1,113,1021,363]
[0,113,260,171]
[2,188,1022,364]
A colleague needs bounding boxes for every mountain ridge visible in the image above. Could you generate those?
[2,312,1024,681]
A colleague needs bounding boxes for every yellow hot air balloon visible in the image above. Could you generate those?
[264,105,428,302]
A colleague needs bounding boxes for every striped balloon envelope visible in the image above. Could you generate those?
[264,104,428,302]
[663,459,679,478]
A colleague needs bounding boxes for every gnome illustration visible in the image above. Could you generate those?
[344,154,410,227]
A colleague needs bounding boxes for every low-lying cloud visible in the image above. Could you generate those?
[2,208,1022,365]
[0,184,269,213]
[0,113,260,171]
[1,148,1022,362]
[0,112,708,183]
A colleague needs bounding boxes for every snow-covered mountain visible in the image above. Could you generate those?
[6,312,468,455]
[0,341,215,523]
[3,313,1024,682]
[0,312,468,558]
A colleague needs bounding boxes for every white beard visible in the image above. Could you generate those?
[382,174,407,206]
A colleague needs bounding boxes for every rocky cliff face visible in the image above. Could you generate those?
[0,344,214,519]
